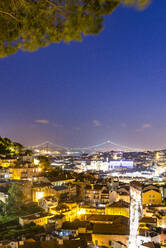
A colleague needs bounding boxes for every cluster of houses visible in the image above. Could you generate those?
[1,157,166,247]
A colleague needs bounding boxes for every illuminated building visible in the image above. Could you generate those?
[19,212,53,226]
[157,214,166,228]
[0,159,16,168]
[87,214,128,224]
[154,164,166,177]
[50,203,78,222]
[106,185,130,205]
[84,184,111,206]
[105,200,130,218]
[49,178,75,187]
[155,152,160,161]
[116,185,130,203]
[9,166,41,180]
[139,217,157,231]
[78,206,105,215]
[142,185,162,206]
[32,182,56,202]
[155,151,166,163]
[36,191,44,200]
[142,204,166,228]
[88,160,133,171]
[109,161,134,170]
[90,161,109,171]
[128,181,142,248]
[34,158,39,166]
[92,218,129,247]
[77,208,86,215]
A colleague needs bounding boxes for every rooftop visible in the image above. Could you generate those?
[20,212,52,221]
[108,200,129,208]
[87,215,129,224]
[140,217,157,224]
[93,223,129,235]
[33,182,52,188]
[62,220,92,230]
[142,242,156,248]
[130,181,142,190]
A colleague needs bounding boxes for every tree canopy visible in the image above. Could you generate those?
[0,0,151,57]
[8,183,25,210]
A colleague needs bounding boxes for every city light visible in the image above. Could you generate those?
[34,158,39,166]
[77,208,85,215]
[1,1,166,246]
[36,192,44,200]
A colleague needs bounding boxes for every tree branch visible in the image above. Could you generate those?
[0,10,18,21]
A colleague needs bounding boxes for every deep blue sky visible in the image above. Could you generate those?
[0,0,166,149]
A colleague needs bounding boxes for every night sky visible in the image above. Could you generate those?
[1,0,166,150]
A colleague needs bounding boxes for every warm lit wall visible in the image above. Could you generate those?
[9,168,22,179]
[117,194,130,203]
[0,159,16,168]
[157,215,166,228]
[49,208,59,215]
[142,190,162,205]
[80,207,105,215]
[105,207,129,218]
[50,206,78,222]
[65,208,78,221]
[32,186,55,202]
[9,167,41,180]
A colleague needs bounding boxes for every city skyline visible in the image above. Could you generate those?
[1,0,166,149]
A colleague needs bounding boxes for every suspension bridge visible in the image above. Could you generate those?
[30,139,143,153]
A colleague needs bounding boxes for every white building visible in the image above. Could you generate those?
[87,160,133,172]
